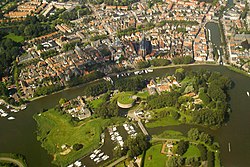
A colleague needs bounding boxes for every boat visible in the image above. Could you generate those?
[98,152,104,157]
[247,91,249,97]
[147,69,153,73]
[228,142,231,152]
[21,105,27,110]
[1,113,8,117]
[8,116,15,120]
[11,109,19,113]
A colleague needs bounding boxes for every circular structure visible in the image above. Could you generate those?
[117,92,136,109]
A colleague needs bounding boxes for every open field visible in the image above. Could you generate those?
[116,92,135,104]
[4,33,24,42]
[34,109,124,166]
[136,91,150,99]
[146,116,180,128]
[90,96,106,109]
[144,144,167,167]
[183,144,201,158]
[152,130,184,139]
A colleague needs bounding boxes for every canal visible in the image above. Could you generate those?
[0,65,250,167]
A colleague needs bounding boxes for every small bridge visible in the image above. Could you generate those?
[138,120,149,137]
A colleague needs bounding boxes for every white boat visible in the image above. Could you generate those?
[247,91,249,97]
[21,105,27,110]
[1,113,8,117]
[98,152,104,157]
[147,69,153,72]
[102,155,109,160]
[8,116,15,120]
[228,142,231,152]
[90,153,96,159]
[11,109,19,113]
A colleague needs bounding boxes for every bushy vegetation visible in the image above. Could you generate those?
[114,76,146,92]
[114,133,150,158]
[91,0,139,6]
[67,71,105,87]
[83,80,112,97]
[172,56,194,65]
[34,84,64,97]
[146,69,232,126]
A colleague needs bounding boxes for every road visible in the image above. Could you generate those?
[0,157,25,167]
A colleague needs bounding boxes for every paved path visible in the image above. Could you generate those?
[0,157,25,167]
[107,156,127,167]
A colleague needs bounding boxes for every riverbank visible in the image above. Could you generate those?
[28,63,217,103]
[226,65,250,78]
[34,108,126,166]
[0,153,27,167]
[0,99,26,110]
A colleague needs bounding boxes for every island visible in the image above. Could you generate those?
[34,67,232,166]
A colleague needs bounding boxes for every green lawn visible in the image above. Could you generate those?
[146,116,180,128]
[215,151,221,167]
[34,109,124,166]
[90,97,105,109]
[182,144,201,158]
[144,144,167,167]
[117,92,135,104]
[136,91,150,99]
[153,130,184,139]
[4,33,24,43]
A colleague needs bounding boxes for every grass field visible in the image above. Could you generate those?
[117,92,135,104]
[144,144,167,167]
[146,116,180,128]
[136,91,150,99]
[182,144,201,158]
[4,33,24,42]
[34,109,124,166]
[90,97,105,109]
[152,130,184,139]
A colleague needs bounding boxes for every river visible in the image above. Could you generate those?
[1,65,250,167]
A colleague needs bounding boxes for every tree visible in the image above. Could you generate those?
[73,143,83,151]
[167,157,179,167]
[207,84,226,102]
[199,92,211,105]
[0,82,8,97]
[171,110,180,120]
[199,132,212,145]
[175,140,189,155]
[150,59,171,67]
[198,144,207,161]
[175,68,185,81]
[136,61,150,69]
[207,151,214,167]
[188,128,200,141]
[124,133,150,158]
[59,98,67,106]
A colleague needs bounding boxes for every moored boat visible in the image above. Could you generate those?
[8,116,15,120]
